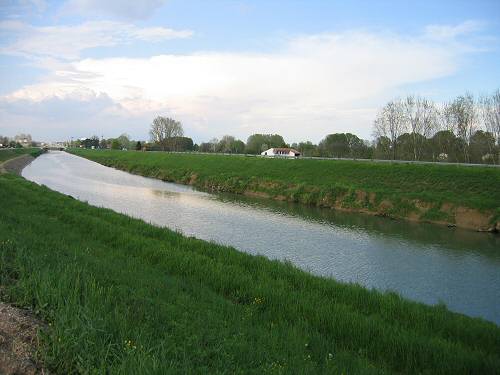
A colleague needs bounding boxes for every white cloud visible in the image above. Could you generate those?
[60,0,167,20]
[0,20,193,60]
[0,27,477,142]
[424,20,484,41]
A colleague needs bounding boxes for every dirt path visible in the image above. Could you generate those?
[0,302,47,374]
[0,154,35,175]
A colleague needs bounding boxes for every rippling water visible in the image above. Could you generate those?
[23,151,500,324]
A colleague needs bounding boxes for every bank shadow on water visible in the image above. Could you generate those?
[22,152,500,324]
[214,193,500,261]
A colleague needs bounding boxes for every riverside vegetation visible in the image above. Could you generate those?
[70,149,500,231]
[0,148,43,163]
[1,172,500,374]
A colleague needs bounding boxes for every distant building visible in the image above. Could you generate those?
[15,138,32,147]
[261,148,300,158]
[438,153,448,161]
[14,134,33,148]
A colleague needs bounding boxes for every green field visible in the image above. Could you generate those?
[1,173,500,373]
[69,149,500,227]
[0,147,42,162]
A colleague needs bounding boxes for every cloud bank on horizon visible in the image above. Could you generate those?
[0,0,499,143]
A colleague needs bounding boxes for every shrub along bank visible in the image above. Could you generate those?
[1,173,500,373]
[69,149,500,231]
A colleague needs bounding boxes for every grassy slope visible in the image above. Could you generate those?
[69,150,500,220]
[0,148,42,163]
[1,174,499,374]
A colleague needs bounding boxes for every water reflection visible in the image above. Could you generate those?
[216,194,500,261]
[22,151,500,324]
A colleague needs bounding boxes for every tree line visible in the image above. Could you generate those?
[76,88,499,164]
[373,90,500,164]
[143,118,373,158]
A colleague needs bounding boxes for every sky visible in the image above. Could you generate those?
[0,0,499,143]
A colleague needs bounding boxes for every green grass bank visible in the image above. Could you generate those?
[0,147,43,163]
[1,173,500,374]
[69,149,500,231]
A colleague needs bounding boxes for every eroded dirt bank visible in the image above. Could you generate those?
[0,302,47,374]
[0,155,35,175]
[240,185,498,232]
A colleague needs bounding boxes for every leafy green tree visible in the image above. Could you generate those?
[232,140,245,154]
[82,136,99,149]
[246,134,286,154]
[166,137,194,151]
[430,130,460,162]
[470,130,496,164]
[318,133,365,158]
[117,134,131,150]
[111,139,121,150]
[319,133,348,157]
[135,141,142,151]
[374,136,391,159]
[290,141,316,157]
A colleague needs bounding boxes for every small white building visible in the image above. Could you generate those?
[261,148,300,158]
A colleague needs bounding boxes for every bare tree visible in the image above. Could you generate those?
[149,116,184,151]
[209,138,219,153]
[402,96,438,160]
[480,89,500,164]
[373,100,405,160]
[438,102,457,135]
[219,135,236,153]
[448,93,477,163]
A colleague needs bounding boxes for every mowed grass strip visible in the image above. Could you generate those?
[1,174,499,374]
[69,149,500,211]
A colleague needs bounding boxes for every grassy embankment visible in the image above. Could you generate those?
[70,149,500,231]
[1,173,500,374]
[0,147,43,163]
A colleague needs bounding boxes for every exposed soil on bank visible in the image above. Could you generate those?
[0,302,47,375]
[217,181,498,232]
[0,155,35,175]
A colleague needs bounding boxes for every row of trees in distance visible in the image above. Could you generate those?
[78,89,499,165]
[372,90,499,164]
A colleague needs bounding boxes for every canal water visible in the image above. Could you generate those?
[22,151,500,324]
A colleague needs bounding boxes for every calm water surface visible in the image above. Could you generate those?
[23,151,500,324]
